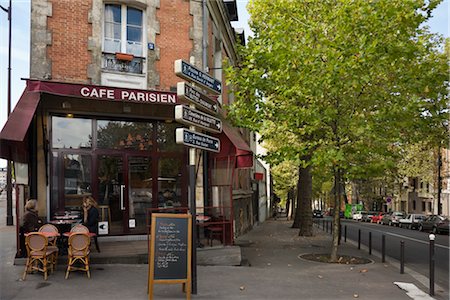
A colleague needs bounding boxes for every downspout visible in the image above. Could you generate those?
[202,0,209,208]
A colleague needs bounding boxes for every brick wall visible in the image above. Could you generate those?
[156,0,192,90]
[47,0,92,83]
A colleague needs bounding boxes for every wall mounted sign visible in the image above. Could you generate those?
[174,59,222,95]
[175,105,222,133]
[175,128,220,153]
[176,82,219,114]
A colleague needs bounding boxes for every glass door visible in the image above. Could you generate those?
[127,156,152,233]
[97,155,126,235]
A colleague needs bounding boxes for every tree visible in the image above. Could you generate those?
[226,0,446,261]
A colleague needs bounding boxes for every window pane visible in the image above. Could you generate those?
[126,41,142,57]
[158,158,182,208]
[104,39,121,53]
[105,4,121,23]
[63,154,91,209]
[127,26,141,42]
[156,122,183,152]
[52,116,92,149]
[127,7,142,26]
[97,120,153,151]
[128,156,152,231]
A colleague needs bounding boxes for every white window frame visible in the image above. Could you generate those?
[102,3,146,58]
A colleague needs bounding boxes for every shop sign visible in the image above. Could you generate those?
[177,82,219,114]
[174,59,222,94]
[175,128,220,152]
[80,86,176,104]
[175,105,222,133]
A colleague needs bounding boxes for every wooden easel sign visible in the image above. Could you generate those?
[148,213,192,300]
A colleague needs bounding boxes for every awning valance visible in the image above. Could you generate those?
[214,122,253,168]
[0,91,41,162]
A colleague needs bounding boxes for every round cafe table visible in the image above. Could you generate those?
[25,231,60,237]
[63,232,97,237]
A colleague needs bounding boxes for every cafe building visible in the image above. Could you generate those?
[0,0,266,254]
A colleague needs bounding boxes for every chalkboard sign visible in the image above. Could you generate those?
[148,213,191,300]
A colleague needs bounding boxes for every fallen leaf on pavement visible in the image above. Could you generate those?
[287,264,292,267]
[240,286,245,291]
[359,269,368,273]
[318,275,323,279]
[267,263,271,266]
[353,293,359,298]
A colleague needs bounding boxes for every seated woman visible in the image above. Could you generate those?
[23,199,42,233]
[82,196,100,252]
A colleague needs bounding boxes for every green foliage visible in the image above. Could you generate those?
[226,0,447,192]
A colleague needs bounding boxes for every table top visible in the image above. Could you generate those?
[25,231,60,237]
[196,215,211,222]
[63,232,96,237]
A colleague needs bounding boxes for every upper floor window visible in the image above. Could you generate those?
[104,4,143,57]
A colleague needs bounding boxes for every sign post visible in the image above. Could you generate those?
[174,59,221,295]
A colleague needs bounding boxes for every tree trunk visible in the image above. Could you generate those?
[291,159,313,236]
[330,168,342,262]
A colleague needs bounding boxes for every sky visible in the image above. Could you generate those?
[0,0,448,168]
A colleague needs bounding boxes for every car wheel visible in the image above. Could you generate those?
[399,224,403,228]
[419,225,423,232]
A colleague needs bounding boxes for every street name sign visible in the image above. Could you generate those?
[175,128,220,153]
[175,105,222,133]
[177,82,219,114]
[174,59,222,95]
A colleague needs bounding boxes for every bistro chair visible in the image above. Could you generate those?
[38,224,60,268]
[22,232,58,281]
[71,223,100,252]
[65,232,91,279]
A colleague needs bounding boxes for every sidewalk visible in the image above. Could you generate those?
[1,217,447,300]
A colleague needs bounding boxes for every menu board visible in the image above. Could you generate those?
[148,213,192,300]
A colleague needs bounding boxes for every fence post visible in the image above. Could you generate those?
[344,225,347,243]
[429,234,435,296]
[400,240,405,274]
[382,234,385,263]
[358,229,361,250]
[369,232,372,255]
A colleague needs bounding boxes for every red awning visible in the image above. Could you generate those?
[215,122,253,168]
[0,91,41,162]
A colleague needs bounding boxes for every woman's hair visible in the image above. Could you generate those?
[83,196,98,208]
[24,199,37,211]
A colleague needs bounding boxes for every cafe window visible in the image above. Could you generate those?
[63,154,92,208]
[52,116,92,149]
[156,122,183,152]
[97,120,153,151]
[157,158,182,208]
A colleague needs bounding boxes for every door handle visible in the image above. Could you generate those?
[120,184,125,210]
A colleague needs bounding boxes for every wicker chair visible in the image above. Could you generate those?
[65,232,91,279]
[22,232,58,280]
[38,224,59,268]
[70,224,100,252]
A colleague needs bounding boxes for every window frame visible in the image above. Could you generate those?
[102,3,145,58]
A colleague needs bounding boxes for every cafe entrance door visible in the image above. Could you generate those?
[97,155,152,235]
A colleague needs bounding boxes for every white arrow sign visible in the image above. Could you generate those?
[176,128,220,153]
[174,59,222,95]
[177,82,219,114]
[175,105,222,133]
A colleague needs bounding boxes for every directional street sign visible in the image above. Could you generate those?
[175,128,220,153]
[177,82,219,114]
[174,59,222,95]
[175,105,222,133]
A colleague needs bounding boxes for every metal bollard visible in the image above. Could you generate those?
[429,234,435,296]
[400,240,405,274]
[382,234,385,263]
[344,225,347,242]
[358,229,361,250]
[338,224,341,245]
[369,232,372,255]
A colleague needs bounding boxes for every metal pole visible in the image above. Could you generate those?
[338,224,341,245]
[429,234,435,296]
[1,0,13,226]
[344,225,347,242]
[382,234,385,263]
[400,240,405,274]
[358,229,361,250]
[189,164,197,294]
[369,232,372,255]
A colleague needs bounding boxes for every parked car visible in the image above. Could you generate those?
[387,211,406,226]
[419,215,449,234]
[352,211,367,221]
[362,211,377,222]
[312,210,324,218]
[380,212,392,225]
[370,212,385,223]
[436,218,449,234]
[399,214,426,229]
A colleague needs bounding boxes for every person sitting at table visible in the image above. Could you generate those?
[82,196,101,252]
[23,199,42,233]
[82,196,99,234]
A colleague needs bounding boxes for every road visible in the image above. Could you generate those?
[330,218,449,293]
